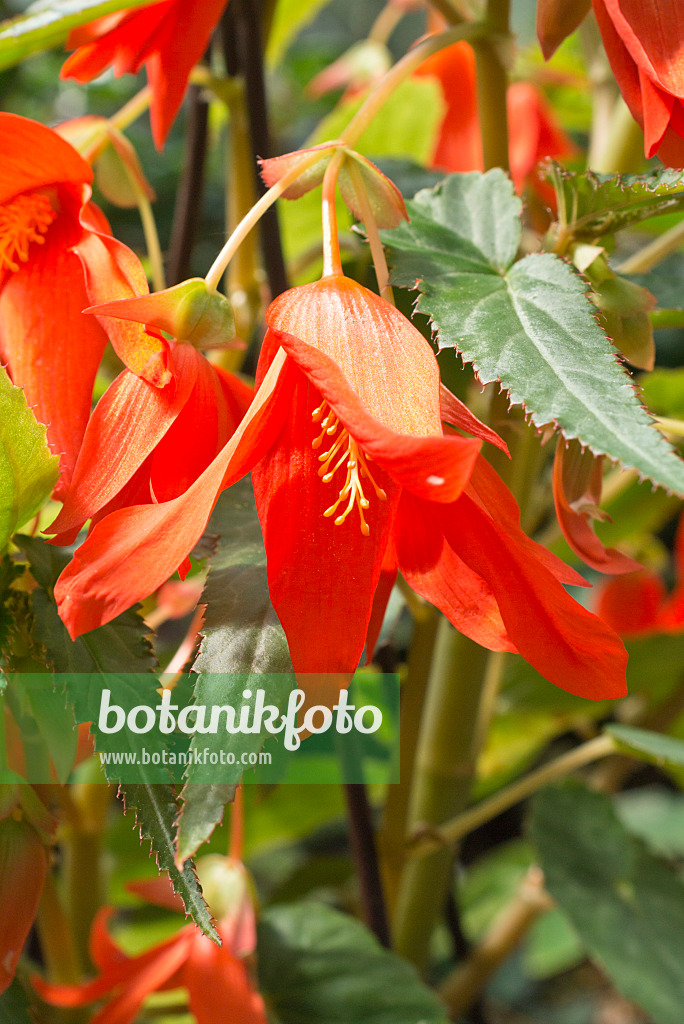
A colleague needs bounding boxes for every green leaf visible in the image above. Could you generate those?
[119,782,219,944]
[616,788,684,860]
[547,162,684,239]
[0,0,153,72]
[606,724,684,769]
[384,171,684,494]
[530,783,684,1024]
[266,0,332,65]
[177,480,292,863]
[258,902,450,1024]
[0,367,58,549]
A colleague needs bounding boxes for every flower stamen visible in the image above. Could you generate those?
[0,193,56,273]
[311,401,387,535]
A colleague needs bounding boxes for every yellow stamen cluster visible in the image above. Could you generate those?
[312,401,386,536]
[0,193,56,273]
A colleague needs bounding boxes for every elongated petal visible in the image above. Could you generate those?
[552,440,641,575]
[467,454,589,587]
[55,350,293,637]
[596,571,666,636]
[271,324,480,503]
[601,0,684,98]
[62,7,163,80]
[537,0,591,59]
[0,819,47,994]
[364,537,398,664]
[0,215,108,496]
[440,495,628,699]
[253,365,400,675]
[75,230,171,385]
[184,940,268,1024]
[592,0,648,134]
[0,113,91,204]
[415,41,482,172]
[439,383,509,454]
[49,345,198,536]
[395,492,515,653]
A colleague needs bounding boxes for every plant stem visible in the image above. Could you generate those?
[35,871,83,983]
[617,218,684,275]
[167,83,209,285]
[322,149,346,277]
[473,0,510,171]
[108,85,151,133]
[133,178,166,292]
[439,866,553,1017]
[62,780,112,969]
[589,95,644,174]
[392,623,490,971]
[346,158,393,300]
[204,148,324,292]
[344,782,391,947]
[378,603,440,915]
[409,733,616,857]
[340,24,488,151]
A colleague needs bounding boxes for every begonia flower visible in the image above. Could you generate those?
[0,816,48,994]
[415,41,576,198]
[61,0,230,150]
[0,113,122,496]
[54,274,627,700]
[34,858,267,1024]
[591,0,684,166]
[48,249,253,565]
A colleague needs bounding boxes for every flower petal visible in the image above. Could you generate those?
[253,362,400,675]
[439,383,509,455]
[0,113,91,205]
[0,819,47,994]
[49,345,198,537]
[395,492,515,653]
[0,214,108,496]
[601,0,684,98]
[184,940,268,1024]
[596,571,666,636]
[55,350,293,637]
[440,495,628,699]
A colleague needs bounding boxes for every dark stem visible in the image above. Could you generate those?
[230,0,289,298]
[344,783,391,947]
[167,82,210,285]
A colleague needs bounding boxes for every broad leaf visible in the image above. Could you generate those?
[178,481,293,863]
[384,171,684,494]
[258,902,450,1024]
[120,783,219,944]
[266,0,332,65]
[531,783,684,1024]
[0,0,152,72]
[547,162,684,239]
[0,367,58,550]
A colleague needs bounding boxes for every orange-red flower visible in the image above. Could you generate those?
[48,251,253,603]
[0,113,121,497]
[415,41,575,198]
[34,860,267,1024]
[54,274,627,700]
[597,514,684,636]
[0,816,48,994]
[61,0,230,149]
[591,0,684,165]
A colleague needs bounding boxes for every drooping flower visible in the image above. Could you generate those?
[34,858,267,1024]
[48,251,253,587]
[591,0,684,166]
[415,41,576,199]
[54,274,627,700]
[61,0,231,150]
[0,113,124,497]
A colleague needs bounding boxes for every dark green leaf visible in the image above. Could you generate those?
[0,0,153,72]
[0,366,58,549]
[384,171,684,494]
[547,162,684,238]
[178,480,293,862]
[0,980,34,1024]
[258,902,450,1024]
[531,783,684,1024]
[119,782,219,944]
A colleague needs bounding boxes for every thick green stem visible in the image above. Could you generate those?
[589,95,644,174]
[378,603,439,915]
[62,780,111,969]
[392,623,490,970]
[35,871,83,983]
[473,0,510,171]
